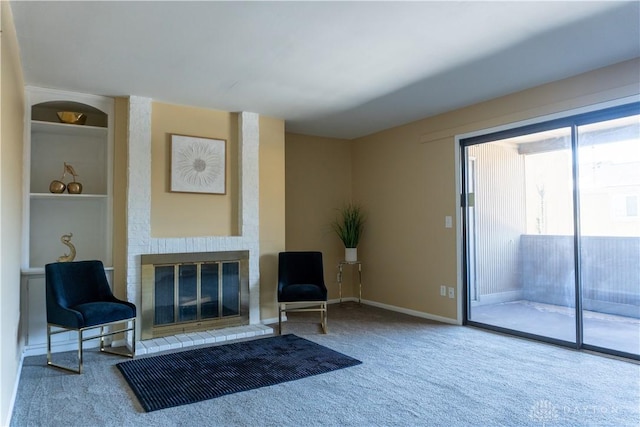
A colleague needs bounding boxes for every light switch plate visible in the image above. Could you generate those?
[445,216,453,228]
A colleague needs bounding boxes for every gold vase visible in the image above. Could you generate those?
[49,180,66,193]
[67,181,83,194]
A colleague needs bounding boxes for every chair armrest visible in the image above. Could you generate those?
[104,295,137,316]
[46,304,85,329]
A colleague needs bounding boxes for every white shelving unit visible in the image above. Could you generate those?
[21,87,115,355]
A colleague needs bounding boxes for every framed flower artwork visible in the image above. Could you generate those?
[170,134,226,194]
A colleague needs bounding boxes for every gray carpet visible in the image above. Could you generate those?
[10,303,640,427]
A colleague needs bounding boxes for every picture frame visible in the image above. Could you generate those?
[170,134,226,194]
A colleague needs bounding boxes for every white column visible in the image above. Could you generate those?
[238,112,260,324]
[126,96,152,312]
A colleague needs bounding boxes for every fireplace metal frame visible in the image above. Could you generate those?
[141,251,249,340]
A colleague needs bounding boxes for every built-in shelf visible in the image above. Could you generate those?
[23,88,114,271]
[31,120,107,137]
[21,266,114,276]
[30,193,108,200]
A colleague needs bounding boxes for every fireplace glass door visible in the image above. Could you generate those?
[154,261,241,327]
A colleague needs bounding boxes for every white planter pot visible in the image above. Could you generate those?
[345,248,358,262]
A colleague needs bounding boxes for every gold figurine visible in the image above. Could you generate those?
[64,163,83,194]
[49,162,83,194]
[57,233,76,262]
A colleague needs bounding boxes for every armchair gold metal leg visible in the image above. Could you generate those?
[131,322,136,356]
[100,319,136,358]
[46,318,136,374]
[46,324,53,367]
[99,326,105,352]
[279,302,328,334]
[46,324,83,374]
[78,330,84,374]
[321,303,328,334]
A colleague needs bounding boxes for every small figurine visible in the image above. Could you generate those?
[57,233,76,262]
[64,163,83,194]
[49,163,83,194]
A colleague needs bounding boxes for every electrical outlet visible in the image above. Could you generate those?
[440,285,447,297]
[448,287,455,299]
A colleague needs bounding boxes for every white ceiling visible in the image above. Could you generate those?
[10,1,640,139]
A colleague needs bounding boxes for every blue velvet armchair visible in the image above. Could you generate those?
[277,251,328,334]
[45,260,136,373]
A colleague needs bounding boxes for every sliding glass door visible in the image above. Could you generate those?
[577,115,640,355]
[462,103,640,359]
[464,127,578,345]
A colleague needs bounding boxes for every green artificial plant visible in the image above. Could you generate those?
[331,203,365,248]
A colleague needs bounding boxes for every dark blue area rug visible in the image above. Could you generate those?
[116,334,362,412]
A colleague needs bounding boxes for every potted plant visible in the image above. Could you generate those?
[331,203,365,262]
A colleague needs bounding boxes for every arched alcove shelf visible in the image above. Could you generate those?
[32,100,108,127]
[22,87,114,271]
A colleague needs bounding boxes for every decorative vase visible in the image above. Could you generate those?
[345,247,358,263]
[49,180,66,193]
[67,181,83,194]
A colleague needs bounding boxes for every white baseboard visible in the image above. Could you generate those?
[335,298,461,325]
[23,326,127,357]
[260,316,283,325]
[22,339,105,357]
[328,297,358,304]
[6,351,25,427]
[110,338,127,348]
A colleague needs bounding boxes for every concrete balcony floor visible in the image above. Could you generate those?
[470,300,640,357]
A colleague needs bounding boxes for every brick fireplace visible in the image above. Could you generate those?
[125,99,261,347]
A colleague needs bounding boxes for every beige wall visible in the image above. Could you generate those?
[351,129,459,318]
[0,1,25,424]
[259,116,286,320]
[283,59,638,320]
[150,102,239,237]
[284,133,354,299]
